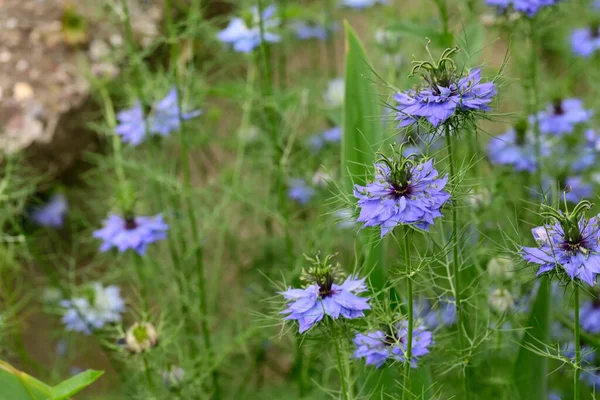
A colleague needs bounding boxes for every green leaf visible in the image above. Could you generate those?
[0,360,51,400]
[342,21,388,293]
[513,278,550,400]
[50,370,104,399]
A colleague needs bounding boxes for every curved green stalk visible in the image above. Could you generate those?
[333,334,349,400]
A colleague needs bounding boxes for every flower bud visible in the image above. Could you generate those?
[489,288,514,314]
[125,322,159,353]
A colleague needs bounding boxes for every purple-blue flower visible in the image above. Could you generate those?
[288,179,315,204]
[353,321,432,368]
[61,283,125,334]
[522,215,600,286]
[487,127,549,172]
[216,5,280,53]
[308,126,342,152]
[564,176,593,203]
[354,157,450,237]
[30,194,68,228]
[149,88,202,136]
[292,21,337,41]
[533,98,592,136]
[116,102,146,146]
[341,0,389,8]
[395,68,496,128]
[486,0,560,16]
[93,213,169,255]
[280,275,370,333]
[571,26,600,57]
[415,299,457,329]
[581,300,600,333]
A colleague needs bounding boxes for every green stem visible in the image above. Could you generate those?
[134,254,148,313]
[528,19,542,190]
[445,126,470,400]
[296,339,307,397]
[333,334,349,400]
[434,0,450,37]
[574,285,581,400]
[401,228,413,400]
[278,0,287,88]
[142,353,155,391]
[326,0,337,78]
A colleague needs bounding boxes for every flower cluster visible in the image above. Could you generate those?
[280,255,370,333]
[116,88,201,146]
[354,148,450,237]
[485,0,560,17]
[395,48,496,128]
[217,5,280,53]
[353,321,432,368]
[30,194,68,228]
[93,213,169,255]
[61,283,125,334]
[522,201,600,285]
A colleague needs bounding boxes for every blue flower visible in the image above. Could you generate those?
[571,26,600,57]
[486,0,560,16]
[281,275,370,333]
[582,369,600,390]
[533,98,592,136]
[116,88,201,146]
[564,176,593,203]
[292,20,337,41]
[548,392,562,400]
[522,215,600,286]
[93,213,169,255]
[149,88,202,136]
[115,102,146,146]
[61,283,125,334]
[354,157,450,237]
[581,300,600,333]
[288,179,315,204]
[395,68,496,128]
[415,299,457,329]
[487,126,550,172]
[30,194,68,228]
[216,5,280,53]
[353,321,432,368]
[341,0,389,8]
[308,126,342,152]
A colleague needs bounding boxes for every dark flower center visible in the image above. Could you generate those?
[514,119,528,146]
[390,182,413,199]
[317,274,335,298]
[124,217,138,230]
[591,23,600,38]
[553,99,564,116]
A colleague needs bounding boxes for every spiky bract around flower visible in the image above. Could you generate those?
[522,200,600,285]
[354,147,450,237]
[280,255,370,333]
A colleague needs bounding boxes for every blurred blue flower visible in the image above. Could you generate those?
[149,88,202,136]
[341,0,389,8]
[61,283,125,334]
[395,68,496,128]
[308,126,342,152]
[115,102,146,146]
[415,299,457,329]
[487,127,549,172]
[353,321,432,368]
[116,88,201,146]
[486,0,560,16]
[582,369,600,390]
[288,179,315,204]
[523,216,600,285]
[571,26,600,57]
[533,98,592,136]
[564,176,593,203]
[93,214,169,255]
[292,20,338,41]
[354,157,450,237]
[581,300,600,333]
[281,275,370,333]
[216,5,280,53]
[30,194,68,228]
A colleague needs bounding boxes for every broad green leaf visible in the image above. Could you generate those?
[342,22,387,292]
[513,278,550,400]
[50,370,104,399]
[0,360,51,400]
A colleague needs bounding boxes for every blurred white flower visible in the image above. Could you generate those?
[312,168,333,187]
[60,283,125,334]
[335,208,357,229]
[323,78,345,108]
[489,288,514,314]
[487,256,514,280]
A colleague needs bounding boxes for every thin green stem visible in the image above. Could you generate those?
[401,228,413,400]
[445,126,470,400]
[333,334,349,400]
[142,353,155,391]
[574,285,581,400]
[528,19,542,190]
[434,0,450,37]
[326,0,337,78]
[278,0,287,88]
[134,254,148,313]
[295,339,307,397]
